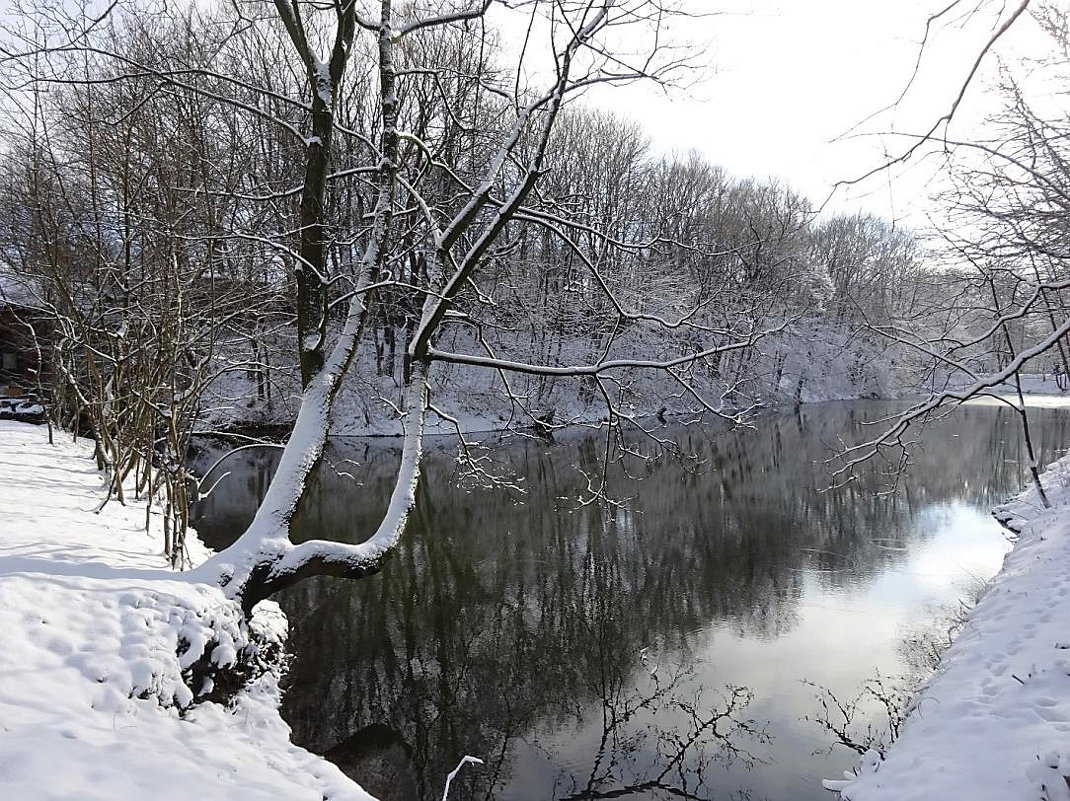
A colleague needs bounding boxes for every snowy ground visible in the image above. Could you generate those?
[828,445,1070,799]
[0,420,372,801]
[965,372,1070,408]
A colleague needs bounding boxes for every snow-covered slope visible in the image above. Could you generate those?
[828,452,1070,800]
[0,420,373,801]
[199,319,918,436]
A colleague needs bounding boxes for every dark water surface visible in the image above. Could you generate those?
[192,402,1070,801]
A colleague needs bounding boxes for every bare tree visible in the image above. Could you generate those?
[0,6,289,564]
[185,0,789,612]
[818,1,1070,501]
[0,0,773,609]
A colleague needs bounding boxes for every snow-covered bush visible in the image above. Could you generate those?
[70,585,287,714]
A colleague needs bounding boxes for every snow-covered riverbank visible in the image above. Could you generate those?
[0,420,372,801]
[196,323,917,437]
[828,448,1070,799]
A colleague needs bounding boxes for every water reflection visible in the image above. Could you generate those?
[192,402,1070,801]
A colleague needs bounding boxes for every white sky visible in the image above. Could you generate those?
[574,0,1052,226]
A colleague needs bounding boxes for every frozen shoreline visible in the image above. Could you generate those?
[828,446,1070,799]
[198,369,1070,440]
[0,420,373,801]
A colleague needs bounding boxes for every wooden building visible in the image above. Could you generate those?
[0,302,49,398]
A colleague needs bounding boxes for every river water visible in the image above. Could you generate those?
[192,401,1070,801]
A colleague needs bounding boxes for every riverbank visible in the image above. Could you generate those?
[197,326,916,437]
[0,420,372,800]
[827,450,1070,799]
[198,352,1070,439]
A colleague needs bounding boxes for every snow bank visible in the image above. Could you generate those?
[0,420,373,801]
[827,450,1070,800]
[199,319,917,437]
[963,372,1070,409]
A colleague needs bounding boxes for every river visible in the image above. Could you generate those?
[191,401,1070,801]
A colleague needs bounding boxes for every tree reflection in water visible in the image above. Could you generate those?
[191,402,1070,801]
[549,661,766,801]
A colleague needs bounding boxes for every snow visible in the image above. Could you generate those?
[0,420,374,801]
[199,317,922,437]
[0,266,41,306]
[964,372,1070,408]
[828,439,1070,799]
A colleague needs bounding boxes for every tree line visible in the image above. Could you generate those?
[0,0,1060,605]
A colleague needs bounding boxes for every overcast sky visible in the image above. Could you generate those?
[575,0,1048,226]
